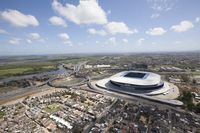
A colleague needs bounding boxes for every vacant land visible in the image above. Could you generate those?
[44,103,60,113]
[52,76,84,87]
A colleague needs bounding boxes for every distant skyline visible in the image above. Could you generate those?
[0,0,200,55]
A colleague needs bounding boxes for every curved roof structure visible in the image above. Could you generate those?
[95,70,174,96]
[94,70,181,104]
[110,71,161,86]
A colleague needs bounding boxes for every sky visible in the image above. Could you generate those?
[0,0,200,55]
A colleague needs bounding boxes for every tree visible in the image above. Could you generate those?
[192,79,197,85]
[193,103,200,114]
[72,125,83,133]
[178,91,194,111]
[181,75,190,83]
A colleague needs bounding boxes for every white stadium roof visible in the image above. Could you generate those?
[94,70,181,105]
[110,71,161,86]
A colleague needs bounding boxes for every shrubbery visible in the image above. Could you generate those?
[178,91,200,113]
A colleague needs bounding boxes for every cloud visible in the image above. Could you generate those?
[148,0,177,18]
[87,28,107,36]
[26,39,32,44]
[0,28,8,34]
[28,33,40,40]
[8,38,21,45]
[107,10,111,15]
[49,16,67,27]
[0,9,39,27]
[107,37,116,45]
[171,20,194,32]
[152,42,156,45]
[174,41,181,44]
[104,21,136,35]
[89,22,136,35]
[58,33,72,46]
[137,38,145,45]
[146,27,166,36]
[122,39,128,43]
[52,0,107,25]
[151,13,160,18]
[148,0,176,12]
[27,33,47,43]
[195,17,200,23]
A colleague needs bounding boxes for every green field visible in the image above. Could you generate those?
[44,103,60,114]
[52,77,83,87]
[0,56,92,79]
[0,62,57,79]
[0,111,5,119]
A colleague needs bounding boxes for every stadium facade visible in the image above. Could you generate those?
[96,71,171,96]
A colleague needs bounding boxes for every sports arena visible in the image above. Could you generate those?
[96,71,174,96]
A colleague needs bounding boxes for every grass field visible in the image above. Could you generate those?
[0,61,58,79]
[53,77,83,86]
[44,103,60,114]
[0,111,5,119]
[0,56,91,79]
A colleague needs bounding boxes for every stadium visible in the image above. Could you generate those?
[96,71,172,96]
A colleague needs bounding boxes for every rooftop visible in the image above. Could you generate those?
[124,72,146,79]
[110,71,161,86]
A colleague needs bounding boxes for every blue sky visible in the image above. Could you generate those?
[0,0,200,55]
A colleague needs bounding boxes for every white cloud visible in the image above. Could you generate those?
[171,20,194,32]
[137,38,145,45]
[148,0,176,12]
[107,37,116,45]
[58,33,72,46]
[174,41,181,44]
[107,10,111,15]
[88,21,136,35]
[52,0,107,25]
[26,39,32,44]
[195,17,200,23]
[148,0,176,18]
[152,42,156,45]
[0,28,7,34]
[8,38,21,45]
[122,39,128,43]
[27,33,47,43]
[38,38,46,43]
[28,33,40,40]
[151,13,160,18]
[0,9,39,27]
[146,27,166,36]
[87,28,107,36]
[104,21,136,35]
[49,16,67,27]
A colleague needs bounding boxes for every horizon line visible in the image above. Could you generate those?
[0,50,200,57]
